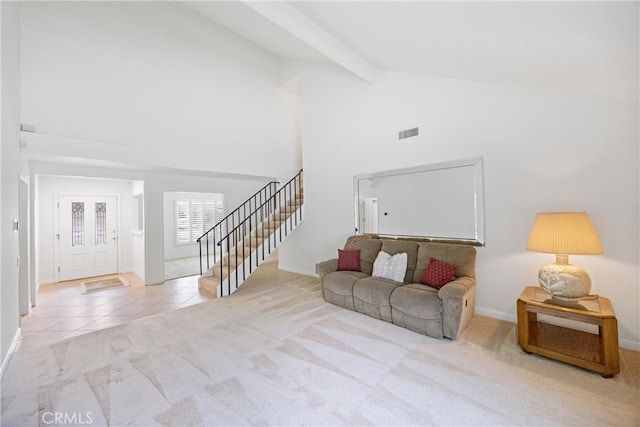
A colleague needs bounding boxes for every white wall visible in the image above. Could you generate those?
[20,1,300,179]
[278,63,640,350]
[35,175,140,287]
[145,173,272,284]
[0,2,3,373]
[130,181,145,278]
[1,1,21,373]
[163,191,224,260]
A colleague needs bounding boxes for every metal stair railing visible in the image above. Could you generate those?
[196,180,279,276]
[216,169,303,296]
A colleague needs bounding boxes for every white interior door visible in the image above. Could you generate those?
[58,195,118,281]
[19,179,30,315]
[363,197,379,234]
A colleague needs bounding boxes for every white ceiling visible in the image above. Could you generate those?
[181,1,328,62]
[181,1,639,100]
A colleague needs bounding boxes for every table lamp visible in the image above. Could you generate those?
[526,212,604,301]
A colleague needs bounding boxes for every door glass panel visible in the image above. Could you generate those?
[95,202,107,244]
[71,202,85,246]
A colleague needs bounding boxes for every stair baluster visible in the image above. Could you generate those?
[197,169,304,297]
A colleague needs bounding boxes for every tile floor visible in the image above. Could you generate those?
[164,256,202,280]
[16,272,215,351]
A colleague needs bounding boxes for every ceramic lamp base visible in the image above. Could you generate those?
[538,262,592,300]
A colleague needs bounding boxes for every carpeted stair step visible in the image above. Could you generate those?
[255,224,278,235]
[264,218,284,228]
[229,239,264,256]
[261,219,280,229]
[208,263,232,280]
[272,212,292,221]
[288,195,304,205]
[244,236,264,247]
[221,254,241,267]
[199,171,304,297]
[252,228,274,238]
[198,275,220,296]
[277,205,298,214]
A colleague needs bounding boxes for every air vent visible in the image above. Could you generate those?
[398,127,419,140]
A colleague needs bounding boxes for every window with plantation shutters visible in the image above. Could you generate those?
[175,199,225,244]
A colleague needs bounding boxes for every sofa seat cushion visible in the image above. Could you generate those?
[390,284,444,338]
[323,271,369,310]
[353,277,401,322]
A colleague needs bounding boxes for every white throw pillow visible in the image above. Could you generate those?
[372,251,408,283]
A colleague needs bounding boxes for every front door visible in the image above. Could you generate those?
[58,195,118,281]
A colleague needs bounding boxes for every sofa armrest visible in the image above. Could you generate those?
[317,259,339,278]
[438,276,475,300]
[439,276,476,340]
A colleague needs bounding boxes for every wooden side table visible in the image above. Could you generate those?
[517,286,619,378]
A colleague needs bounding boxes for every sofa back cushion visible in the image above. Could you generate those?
[381,240,418,283]
[413,242,476,283]
[345,239,383,276]
[420,258,457,289]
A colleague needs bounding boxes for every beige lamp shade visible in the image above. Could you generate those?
[527,212,603,301]
[527,212,604,255]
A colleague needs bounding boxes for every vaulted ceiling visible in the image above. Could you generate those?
[181,1,638,100]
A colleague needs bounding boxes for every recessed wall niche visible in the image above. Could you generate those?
[354,157,485,245]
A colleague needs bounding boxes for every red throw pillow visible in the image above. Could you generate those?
[420,258,457,289]
[338,249,361,271]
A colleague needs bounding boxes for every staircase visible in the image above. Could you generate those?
[197,170,304,297]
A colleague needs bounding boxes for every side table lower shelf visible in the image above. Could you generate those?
[517,286,620,378]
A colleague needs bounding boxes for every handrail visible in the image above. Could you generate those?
[202,169,303,296]
[196,180,278,243]
[196,179,279,276]
[216,171,302,244]
[217,169,303,296]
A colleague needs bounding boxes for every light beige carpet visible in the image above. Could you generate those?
[2,259,639,426]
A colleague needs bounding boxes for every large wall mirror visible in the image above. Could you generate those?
[354,157,485,245]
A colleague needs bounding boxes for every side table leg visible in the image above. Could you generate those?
[517,299,531,353]
[600,318,620,378]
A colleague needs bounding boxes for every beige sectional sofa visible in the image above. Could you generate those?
[317,237,477,339]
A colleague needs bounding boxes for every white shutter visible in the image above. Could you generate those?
[191,202,204,242]
[176,197,225,244]
[204,201,217,231]
[215,201,225,238]
[215,201,225,222]
[176,201,191,244]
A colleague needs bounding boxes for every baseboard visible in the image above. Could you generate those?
[278,264,317,277]
[619,338,640,352]
[117,268,146,282]
[475,307,517,324]
[274,272,640,349]
[475,307,640,351]
[133,270,145,281]
[38,278,56,287]
[1,328,21,380]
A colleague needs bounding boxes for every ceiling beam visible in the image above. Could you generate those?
[242,1,376,83]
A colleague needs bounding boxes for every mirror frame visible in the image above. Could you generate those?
[354,157,485,246]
